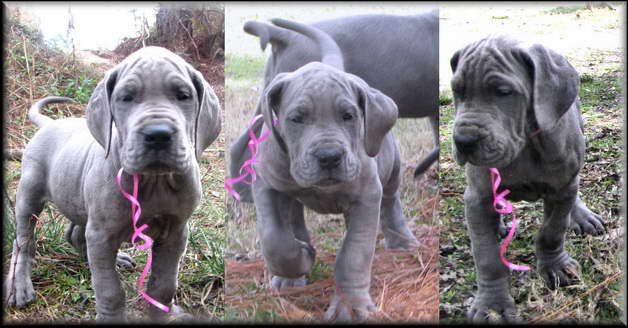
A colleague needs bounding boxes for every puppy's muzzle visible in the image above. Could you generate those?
[453,133,482,155]
[141,123,175,151]
[313,146,345,170]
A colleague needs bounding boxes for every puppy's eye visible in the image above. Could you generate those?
[121,94,134,102]
[495,85,513,97]
[176,91,192,101]
[290,115,304,124]
[342,112,353,121]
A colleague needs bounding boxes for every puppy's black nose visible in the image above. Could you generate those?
[454,133,480,154]
[314,147,344,170]
[142,124,174,150]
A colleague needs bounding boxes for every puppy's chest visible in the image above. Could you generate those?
[500,159,578,202]
[294,190,353,214]
[500,181,552,202]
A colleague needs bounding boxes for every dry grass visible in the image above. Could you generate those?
[225,225,438,323]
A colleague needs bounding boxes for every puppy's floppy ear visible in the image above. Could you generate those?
[450,49,462,74]
[518,43,579,131]
[188,66,222,160]
[86,67,119,158]
[260,72,290,152]
[348,75,398,157]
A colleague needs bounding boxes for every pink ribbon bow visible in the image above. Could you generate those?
[224,114,277,200]
[116,168,170,312]
[489,167,531,271]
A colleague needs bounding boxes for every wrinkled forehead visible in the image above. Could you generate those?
[117,47,189,78]
[282,65,356,105]
[453,37,526,85]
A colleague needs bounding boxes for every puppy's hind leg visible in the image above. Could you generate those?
[380,192,419,250]
[570,195,605,236]
[65,223,135,268]
[5,171,46,308]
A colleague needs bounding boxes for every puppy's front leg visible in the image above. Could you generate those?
[537,180,580,289]
[85,219,126,322]
[253,178,315,288]
[324,179,381,322]
[464,167,515,323]
[146,222,190,321]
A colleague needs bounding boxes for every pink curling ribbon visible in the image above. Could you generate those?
[489,168,531,271]
[116,168,170,312]
[224,114,277,200]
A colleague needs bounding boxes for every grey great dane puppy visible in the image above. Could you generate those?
[243,10,440,177]
[229,19,418,321]
[450,35,604,322]
[4,46,221,322]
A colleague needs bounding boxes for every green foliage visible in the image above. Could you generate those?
[58,75,97,104]
[225,55,266,83]
[439,92,453,106]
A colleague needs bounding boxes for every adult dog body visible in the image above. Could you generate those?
[229,19,418,321]
[450,35,604,322]
[5,47,221,322]
[244,10,440,176]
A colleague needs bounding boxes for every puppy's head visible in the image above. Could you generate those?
[86,47,221,175]
[260,62,397,188]
[450,35,579,168]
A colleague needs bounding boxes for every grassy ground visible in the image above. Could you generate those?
[438,5,624,324]
[223,6,439,322]
[2,10,225,323]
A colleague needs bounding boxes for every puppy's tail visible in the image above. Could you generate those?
[243,21,291,52]
[28,96,76,128]
[270,18,345,71]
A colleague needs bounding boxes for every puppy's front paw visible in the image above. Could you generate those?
[271,275,307,289]
[166,304,194,323]
[323,290,377,322]
[384,230,419,250]
[538,253,580,289]
[4,275,36,308]
[468,293,518,323]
